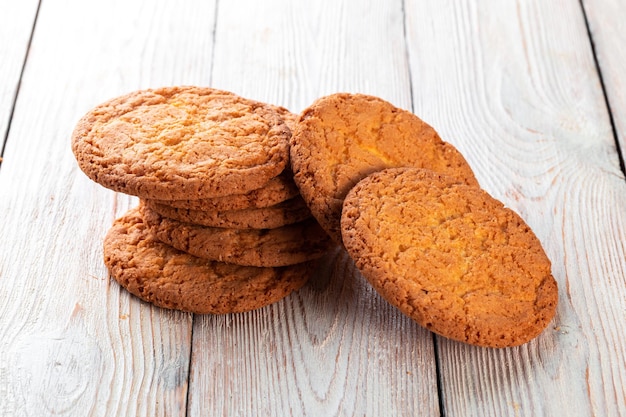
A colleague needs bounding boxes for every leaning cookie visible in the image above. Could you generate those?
[103,207,316,314]
[341,168,558,348]
[144,196,312,229]
[290,93,478,243]
[72,86,290,200]
[141,203,332,267]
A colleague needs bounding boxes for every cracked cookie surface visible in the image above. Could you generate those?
[72,86,290,200]
[290,93,478,244]
[103,206,315,314]
[341,167,558,347]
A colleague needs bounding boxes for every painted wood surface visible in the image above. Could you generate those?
[0,0,625,416]
[404,1,626,416]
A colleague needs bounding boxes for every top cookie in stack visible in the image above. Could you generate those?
[72,86,290,200]
[72,86,332,314]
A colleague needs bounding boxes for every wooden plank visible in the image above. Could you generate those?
[0,0,217,415]
[0,0,39,156]
[582,0,626,164]
[209,0,413,110]
[187,0,440,415]
[405,1,626,416]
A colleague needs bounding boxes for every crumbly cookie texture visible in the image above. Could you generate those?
[290,92,478,244]
[341,168,558,348]
[103,207,315,314]
[148,169,300,211]
[141,203,332,267]
[72,86,290,200]
[145,195,312,229]
[269,105,299,132]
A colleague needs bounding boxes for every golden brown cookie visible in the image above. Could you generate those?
[341,168,558,348]
[270,105,298,132]
[147,169,300,211]
[103,206,316,314]
[144,196,312,229]
[290,93,478,243]
[72,86,290,200]
[141,203,332,267]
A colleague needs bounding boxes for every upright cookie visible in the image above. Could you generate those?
[148,169,300,211]
[103,207,315,314]
[290,93,478,243]
[72,86,290,200]
[145,196,312,229]
[142,204,332,267]
[341,168,558,348]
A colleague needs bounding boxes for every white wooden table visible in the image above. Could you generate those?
[1,0,625,416]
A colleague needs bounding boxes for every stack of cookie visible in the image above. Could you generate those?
[71,86,331,314]
[141,169,328,267]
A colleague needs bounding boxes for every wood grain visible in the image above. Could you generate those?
[209,0,412,112]
[0,0,217,415]
[2,0,626,415]
[583,0,626,163]
[189,249,439,416]
[405,1,626,416]
[187,0,440,415]
[0,0,39,156]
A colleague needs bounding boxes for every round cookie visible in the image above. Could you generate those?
[148,169,300,211]
[72,86,290,200]
[141,204,332,267]
[145,196,312,229]
[103,206,316,314]
[290,93,478,243]
[340,168,558,348]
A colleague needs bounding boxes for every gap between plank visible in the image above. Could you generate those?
[578,0,626,178]
[401,0,415,113]
[184,1,220,414]
[432,334,446,417]
[184,317,194,417]
[402,1,443,415]
[0,0,42,167]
